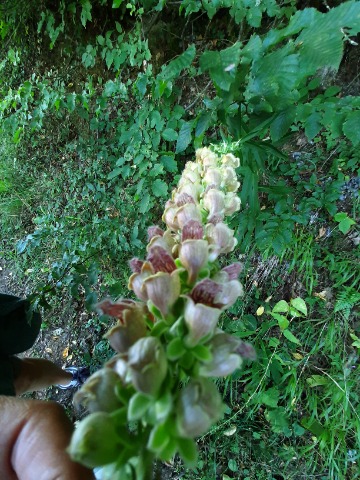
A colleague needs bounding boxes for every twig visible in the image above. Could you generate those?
[185,80,212,111]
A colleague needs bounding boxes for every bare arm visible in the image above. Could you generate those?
[0,396,95,480]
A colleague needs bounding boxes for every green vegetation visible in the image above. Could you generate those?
[0,0,359,478]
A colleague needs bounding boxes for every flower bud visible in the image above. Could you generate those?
[128,337,167,396]
[74,369,122,413]
[68,412,120,468]
[221,153,240,168]
[203,189,225,219]
[177,378,223,438]
[179,239,209,284]
[196,147,219,170]
[203,167,222,188]
[205,222,237,260]
[224,192,241,216]
[221,166,240,192]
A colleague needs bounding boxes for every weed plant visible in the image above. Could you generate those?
[0,0,359,478]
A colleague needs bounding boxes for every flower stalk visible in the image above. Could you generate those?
[69,147,255,478]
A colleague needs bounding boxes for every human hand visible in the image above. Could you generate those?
[0,396,95,480]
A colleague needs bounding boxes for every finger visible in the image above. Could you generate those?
[0,396,95,480]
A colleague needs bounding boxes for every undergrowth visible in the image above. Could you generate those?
[0,0,359,478]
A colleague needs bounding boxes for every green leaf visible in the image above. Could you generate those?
[343,111,360,145]
[128,392,152,421]
[228,459,238,472]
[195,111,212,138]
[162,128,178,141]
[175,121,193,154]
[107,167,122,180]
[152,179,168,198]
[177,437,198,467]
[158,44,196,82]
[155,391,173,421]
[112,0,123,7]
[265,407,291,436]
[257,387,279,408]
[147,423,170,453]
[272,300,289,313]
[306,375,328,387]
[272,313,289,331]
[270,107,296,141]
[139,191,150,213]
[160,154,177,173]
[283,329,301,345]
[304,111,322,140]
[334,212,356,234]
[80,0,92,27]
[191,344,212,362]
[290,297,307,316]
[167,337,185,360]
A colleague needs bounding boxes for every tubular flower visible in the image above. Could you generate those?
[205,222,238,260]
[179,239,208,284]
[177,378,224,438]
[203,188,226,220]
[143,270,181,317]
[128,261,154,301]
[224,192,241,216]
[183,296,222,347]
[196,147,219,170]
[74,369,122,413]
[97,299,148,354]
[199,331,244,377]
[128,337,167,396]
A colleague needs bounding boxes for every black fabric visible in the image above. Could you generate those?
[0,293,41,355]
[0,293,42,395]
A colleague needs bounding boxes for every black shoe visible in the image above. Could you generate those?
[57,366,90,390]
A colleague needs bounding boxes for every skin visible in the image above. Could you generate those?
[0,396,95,480]
[13,358,73,395]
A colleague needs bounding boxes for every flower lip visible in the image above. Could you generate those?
[182,219,204,241]
[190,279,223,308]
[95,298,137,324]
[147,226,164,241]
[129,257,144,273]
[147,245,177,273]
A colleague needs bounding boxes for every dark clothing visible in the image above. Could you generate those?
[0,293,41,395]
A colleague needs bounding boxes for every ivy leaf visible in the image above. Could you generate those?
[152,179,168,198]
[175,121,193,153]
